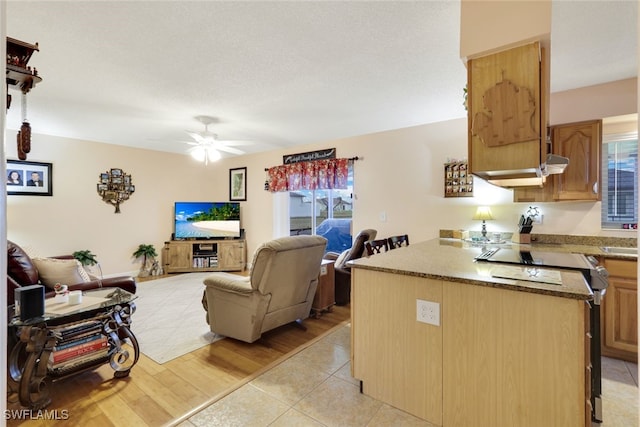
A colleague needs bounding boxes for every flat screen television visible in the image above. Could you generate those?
[174,202,241,240]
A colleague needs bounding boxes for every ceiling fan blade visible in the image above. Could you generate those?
[216,140,254,147]
[179,140,199,146]
[186,131,207,143]
[216,145,245,155]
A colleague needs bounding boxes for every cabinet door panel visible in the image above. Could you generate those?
[552,120,601,201]
[168,243,191,269]
[602,258,638,361]
[218,242,245,270]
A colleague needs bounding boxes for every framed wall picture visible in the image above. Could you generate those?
[6,160,53,196]
[229,167,247,201]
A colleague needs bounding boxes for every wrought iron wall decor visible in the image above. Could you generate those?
[97,168,135,213]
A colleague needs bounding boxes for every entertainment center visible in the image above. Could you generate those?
[162,239,246,273]
[163,201,246,272]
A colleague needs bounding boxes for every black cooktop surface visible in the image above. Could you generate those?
[475,247,592,271]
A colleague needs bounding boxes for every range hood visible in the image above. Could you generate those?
[539,153,569,176]
[467,42,556,189]
[482,154,569,188]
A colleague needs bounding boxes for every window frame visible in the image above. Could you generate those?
[601,131,638,229]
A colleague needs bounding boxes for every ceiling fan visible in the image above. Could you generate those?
[183,115,252,164]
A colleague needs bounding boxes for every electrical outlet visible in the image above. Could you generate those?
[416,299,440,326]
[532,214,543,224]
[379,211,387,222]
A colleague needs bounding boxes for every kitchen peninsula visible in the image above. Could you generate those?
[349,239,593,427]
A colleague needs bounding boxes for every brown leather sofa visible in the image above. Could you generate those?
[7,240,137,306]
[323,228,376,305]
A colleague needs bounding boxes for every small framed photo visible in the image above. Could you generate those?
[6,160,53,196]
[110,168,122,177]
[229,167,247,201]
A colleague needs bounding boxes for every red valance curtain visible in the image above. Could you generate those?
[267,158,349,193]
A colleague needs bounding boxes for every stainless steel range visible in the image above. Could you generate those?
[475,247,609,423]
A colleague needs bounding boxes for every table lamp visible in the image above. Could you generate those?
[473,206,493,239]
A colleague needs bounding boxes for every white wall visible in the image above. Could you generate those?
[6,78,637,276]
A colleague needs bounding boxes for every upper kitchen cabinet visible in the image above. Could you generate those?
[467,42,548,187]
[513,119,602,202]
[551,120,602,201]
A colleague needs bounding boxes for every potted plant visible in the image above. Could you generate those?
[132,244,158,277]
[73,249,103,279]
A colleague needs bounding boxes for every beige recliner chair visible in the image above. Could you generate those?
[203,235,327,343]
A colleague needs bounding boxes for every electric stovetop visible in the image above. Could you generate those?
[475,247,592,271]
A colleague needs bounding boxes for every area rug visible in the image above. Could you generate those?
[129,272,224,364]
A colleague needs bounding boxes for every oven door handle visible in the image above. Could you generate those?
[593,289,605,305]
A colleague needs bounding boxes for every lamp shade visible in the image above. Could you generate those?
[473,206,493,221]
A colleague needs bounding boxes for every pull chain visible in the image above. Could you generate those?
[21,92,28,123]
[19,92,32,157]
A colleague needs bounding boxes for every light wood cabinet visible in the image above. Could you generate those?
[468,42,546,182]
[442,282,587,427]
[217,240,246,270]
[552,120,602,201]
[512,181,554,203]
[514,119,602,202]
[351,269,589,426]
[162,239,246,273]
[351,270,443,425]
[602,258,638,362]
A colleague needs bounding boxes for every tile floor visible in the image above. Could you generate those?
[178,324,639,427]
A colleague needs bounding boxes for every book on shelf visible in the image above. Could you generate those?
[52,319,103,340]
[51,334,106,358]
[48,337,108,366]
[48,347,110,372]
[53,332,103,351]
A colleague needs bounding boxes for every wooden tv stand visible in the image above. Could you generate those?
[162,239,246,273]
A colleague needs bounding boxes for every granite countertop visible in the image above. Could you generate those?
[440,230,638,260]
[349,238,592,300]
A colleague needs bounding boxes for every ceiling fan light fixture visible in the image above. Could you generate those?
[206,146,221,162]
[189,144,221,163]
[190,146,206,162]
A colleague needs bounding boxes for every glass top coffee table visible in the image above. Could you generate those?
[8,287,139,409]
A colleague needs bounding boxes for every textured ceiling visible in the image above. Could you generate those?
[5,1,638,159]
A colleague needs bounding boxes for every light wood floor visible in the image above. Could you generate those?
[6,305,350,426]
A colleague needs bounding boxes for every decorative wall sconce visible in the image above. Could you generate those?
[97,168,135,213]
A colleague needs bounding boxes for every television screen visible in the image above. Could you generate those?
[174,202,241,239]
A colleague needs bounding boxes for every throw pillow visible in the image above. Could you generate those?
[77,265,92,282]
[32,257,90,290]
